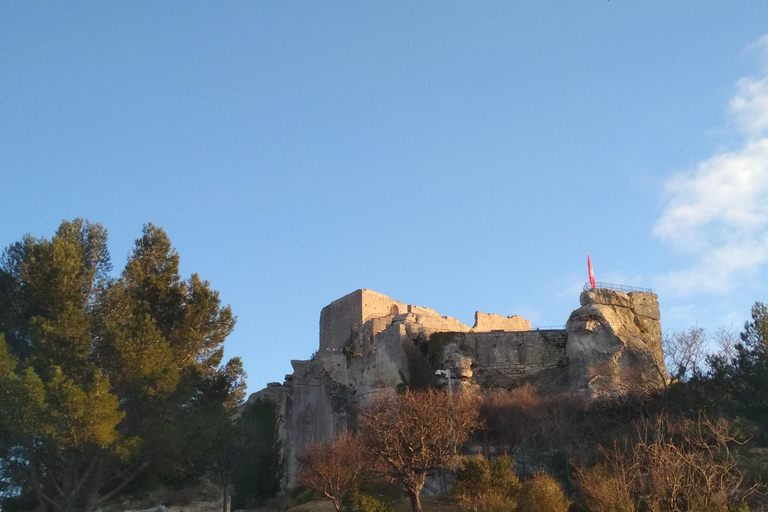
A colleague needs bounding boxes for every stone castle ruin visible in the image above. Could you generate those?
[249,287,667,487]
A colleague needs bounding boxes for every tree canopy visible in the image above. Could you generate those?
[0,220,245,512]
[298,430,369,512]
[359,389,480,512]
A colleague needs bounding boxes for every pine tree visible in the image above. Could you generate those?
[0,220,244,512]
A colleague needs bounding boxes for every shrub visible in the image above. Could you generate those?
[453,454,520,512]
[516,473,571,512]
[292,489,318,506]
[453,455,491,512]
[573,463,634,512]
[575,415,757,512]
[343,490,394,512]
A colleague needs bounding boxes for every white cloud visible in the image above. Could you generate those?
[729,76,768,138]
[745,34,768,71]
[657,235,768,295]
[730,34,768,138]
[654,35,768,295]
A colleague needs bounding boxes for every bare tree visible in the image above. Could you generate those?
[478,384,542,456]
[714,324,739,364]
[575,414,757,512]
[663,326,709,381]
[359,389,480,512]
[298,430,368,512]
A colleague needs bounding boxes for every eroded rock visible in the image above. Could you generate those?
[567,289,666,399]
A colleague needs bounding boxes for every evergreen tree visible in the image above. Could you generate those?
[0,220,243,512]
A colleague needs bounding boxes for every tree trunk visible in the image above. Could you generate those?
[83,458,105,512]
[406,473,426,512]
[221,483,229,512]
[407,488,422,512]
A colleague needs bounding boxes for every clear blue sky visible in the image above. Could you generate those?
[3,2,768,393]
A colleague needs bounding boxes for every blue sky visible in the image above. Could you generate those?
[2,2,768,393]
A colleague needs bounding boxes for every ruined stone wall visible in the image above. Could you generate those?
[432,330,567,388]
[473,312,531,331]
[319,290,363,352]
[319,289,407,351]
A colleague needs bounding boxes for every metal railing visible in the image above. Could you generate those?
[583,282,653,293]
[532,325,566,330]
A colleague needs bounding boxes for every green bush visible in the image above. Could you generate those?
[453,454,490,512]
[516,473,571,512]
[343,490,395,512]
[453,454,520,512]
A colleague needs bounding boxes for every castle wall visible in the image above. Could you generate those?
[319,289,407,351]
[473,312,531,331]
[360,289,408,323]
[434,330,567,385]
[320,290,363,352]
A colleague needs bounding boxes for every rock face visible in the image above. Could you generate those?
[248,287,667,488]
[566,289,666,399]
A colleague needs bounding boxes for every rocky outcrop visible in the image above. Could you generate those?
[566,288,666,399]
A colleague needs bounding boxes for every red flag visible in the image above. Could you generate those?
[588,253,596,288]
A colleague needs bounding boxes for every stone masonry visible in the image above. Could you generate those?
[431,329,567,389]
[473,312,531,332]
